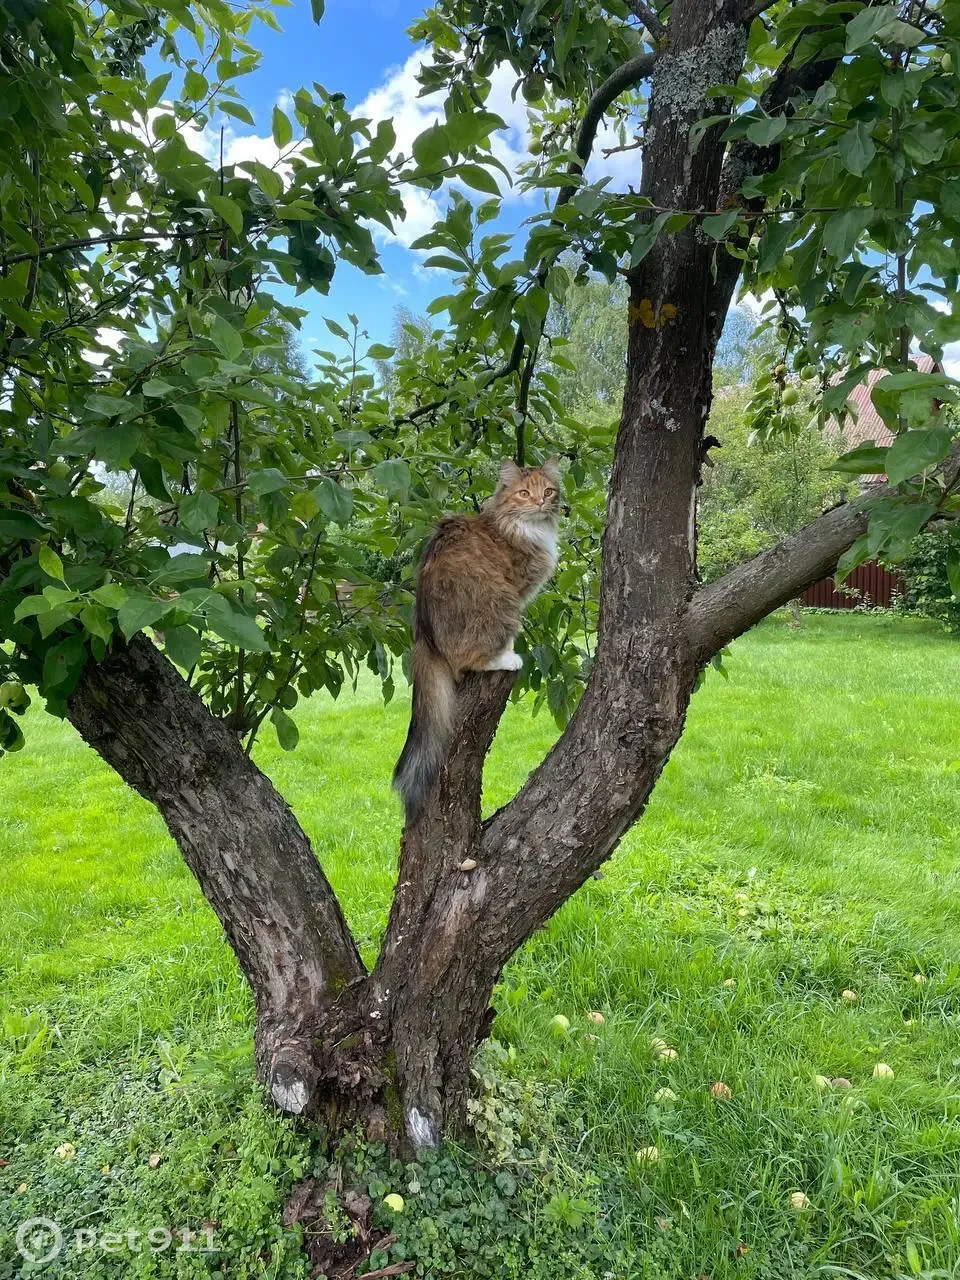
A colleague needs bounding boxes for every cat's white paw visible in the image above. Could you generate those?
[486,650,523,672]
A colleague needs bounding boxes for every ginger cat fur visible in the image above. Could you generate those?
[392,458,561,819]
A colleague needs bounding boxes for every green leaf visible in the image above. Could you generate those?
[271,705,299,750]
[822,208,872,261]
[179,490,220,533]
[141,378,176,398]
[42,634,87,692]
[85,393,135,418]
[629,211,672,267]
[845,5,899,51]
[838,122,876,177]
[701,209,739,241]
[366,343,396,360]
[368,119,396,163]
[208,314,244,360]
[0,709,24,753]
[219,100,255,126]
[247,469,288,496]
[746,115,787,146]
[0,680,30,713]
[132,452,173,503]
[324,317,349,340]
[208,608,269,652]
[38,545,65,582]
[885,429,953,485]
[117,594,171,641]
[412,122,451,170]
[444,109,506,151]
[902,124,946,165]
[208,193,244,237]
[91,583,127,609]
[13,596,49,621]
[184,69,208,100]
[250,162,282,199]
[880,74,906,108]
[517,285,549,348]
[80,602,113,643]
[146,72,172,109]
[164,624,202,670]
[93,423,141,467]
[0,510,45,540]
[370,458,411,496]
[310,0,325,20]
[272,105,293,149]
[312,475,353,525]
[877,18,925,46]
[455,164,501,196]
[830,444,889,473]
[424,254,467,273]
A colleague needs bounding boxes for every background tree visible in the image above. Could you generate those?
[697,388,856,582]
[2,0,960,1152]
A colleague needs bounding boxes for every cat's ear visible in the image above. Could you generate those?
[541,455,560,482]
[499,459,523,487]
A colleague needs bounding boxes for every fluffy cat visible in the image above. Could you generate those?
[392,458,561,819]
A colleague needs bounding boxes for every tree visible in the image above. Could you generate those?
[3,0,960,1156]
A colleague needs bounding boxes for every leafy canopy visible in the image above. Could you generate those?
[2,0,960,759]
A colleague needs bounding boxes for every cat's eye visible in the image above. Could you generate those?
[517,488,529,496]
[544,487,556,497]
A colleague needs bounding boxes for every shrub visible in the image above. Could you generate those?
[895,524,960,636]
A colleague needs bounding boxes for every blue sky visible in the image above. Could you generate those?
[171,5,960,380]
[204,1,522,356]
[188,0,646,363]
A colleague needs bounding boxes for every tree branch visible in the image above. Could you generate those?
[0,226,216,270]
[707,36,842,345]
[625,0,667,44]
[394,48,653,431]
[556,52,657,207]
[687,449,960,660]
[687,494,875,660]
[392,50,656,432]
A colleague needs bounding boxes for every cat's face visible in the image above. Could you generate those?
[496,459,561,522]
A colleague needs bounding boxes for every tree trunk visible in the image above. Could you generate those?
[65,636,521,1146]
[66,636,382,1123]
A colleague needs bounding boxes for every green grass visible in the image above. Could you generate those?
[2,612,960,1278]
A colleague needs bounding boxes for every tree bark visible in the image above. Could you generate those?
[66,635,371,1119]
[373,670,516,1148]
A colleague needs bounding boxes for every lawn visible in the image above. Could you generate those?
[2,612,960,1279]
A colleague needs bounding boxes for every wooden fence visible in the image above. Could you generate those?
[802,562,903,609]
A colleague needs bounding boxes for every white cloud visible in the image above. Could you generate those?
[941,339,960,379]
[84,326,128,368]
[191,115,289,173]
[354,52,533,248]
[587,122,644,189]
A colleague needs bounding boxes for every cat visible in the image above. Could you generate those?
[392,458,561,820]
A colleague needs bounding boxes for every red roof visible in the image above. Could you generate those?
[835,354,941,449]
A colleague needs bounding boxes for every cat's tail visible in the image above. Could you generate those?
[392,641,456,820]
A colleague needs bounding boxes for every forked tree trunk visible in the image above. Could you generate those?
[62,0,920,1151]
[67,637,522,1145]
